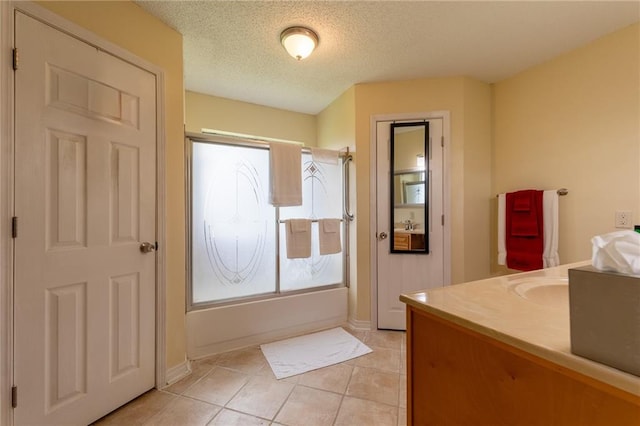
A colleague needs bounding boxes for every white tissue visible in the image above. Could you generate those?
[591,230,640,275]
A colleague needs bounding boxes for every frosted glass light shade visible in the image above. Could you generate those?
[281,27,318,60]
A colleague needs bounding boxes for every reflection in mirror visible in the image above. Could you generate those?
[404,180,425,204]
[390,122,429,253]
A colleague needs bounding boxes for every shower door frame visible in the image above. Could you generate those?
[185,132,352,311]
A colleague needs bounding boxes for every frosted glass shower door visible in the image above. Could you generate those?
[191,142,276,303]
[279,154,344,291]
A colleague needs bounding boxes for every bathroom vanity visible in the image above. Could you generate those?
[400,262,640,425]
[393,230,425,251]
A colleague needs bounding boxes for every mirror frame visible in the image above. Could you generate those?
[389,122,429,254]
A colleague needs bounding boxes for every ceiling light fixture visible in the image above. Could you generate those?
[280,26,319,61]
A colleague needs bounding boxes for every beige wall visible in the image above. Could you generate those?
[462,78,493,281]
[317,87,356,151]
[316,88,357,322]
[38,1,187,370]
[186,91,317,146]
[344,76,492,323]
[493,23,640,267]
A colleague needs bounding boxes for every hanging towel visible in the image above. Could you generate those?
[497,194,507,265]
[498,191,560,268]
[505,189,544,271]
[270,142,302,206]
[509,190,539,236]
[542,190,560,268]
[318,218,342,255]
[311,147,339,165]
[285,219,312,259]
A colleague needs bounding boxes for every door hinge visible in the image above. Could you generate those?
[11,385,17,408]
[12,48,18,71]
[11,217,17,238]
[441,136,444,147]
[441,215,445,226]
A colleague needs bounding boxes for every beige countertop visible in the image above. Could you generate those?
[400,261,640,397]
[394,229,425,235]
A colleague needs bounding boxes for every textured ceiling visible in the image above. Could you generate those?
[135,1,639,115]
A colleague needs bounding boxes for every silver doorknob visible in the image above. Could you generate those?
[378,232,388,240]
[140,242,156,253]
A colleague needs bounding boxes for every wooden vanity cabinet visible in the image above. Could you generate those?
[406,306,640,425]
[394,233,411,250]
[393,233,425,251]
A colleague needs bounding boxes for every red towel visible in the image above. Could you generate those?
[506,190,543,271]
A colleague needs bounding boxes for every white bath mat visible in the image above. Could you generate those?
[260,327,372,379]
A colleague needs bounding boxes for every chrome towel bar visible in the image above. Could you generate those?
[496,188,568,197]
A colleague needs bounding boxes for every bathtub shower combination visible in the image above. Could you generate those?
[184,133,353,357]
[188,135,351,306]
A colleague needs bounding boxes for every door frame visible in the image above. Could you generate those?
[369,111,451,330]
[0,2,167,424]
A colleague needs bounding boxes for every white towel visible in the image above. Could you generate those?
[311,147,339,165]
[270,142,302,206]
[542,190,560,267]
[497,193,507,265]
[319,218,342,255]
[285,219,311,259]
[497,190,560,268]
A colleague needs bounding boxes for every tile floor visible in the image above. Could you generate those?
[93,328,406,426]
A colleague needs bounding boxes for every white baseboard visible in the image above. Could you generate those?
[187,288,348,359]
[162,359,191,388]
[347,316,372,331]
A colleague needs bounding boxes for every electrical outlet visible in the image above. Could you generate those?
[615,210,632,229]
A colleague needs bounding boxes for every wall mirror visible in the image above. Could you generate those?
[390,122,429,254]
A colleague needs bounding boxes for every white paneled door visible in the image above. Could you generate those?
[376,118,445,330]
[13,12,157,425]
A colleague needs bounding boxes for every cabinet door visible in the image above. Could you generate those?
[409,234,425,250]
[407,307,640,425]
[393,234,410,250]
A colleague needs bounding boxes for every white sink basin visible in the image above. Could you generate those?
[508,277,568,306]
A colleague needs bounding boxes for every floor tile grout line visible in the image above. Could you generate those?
[358,345,403,374]
[206,406,273,425]
[139,391,186,426]
[331,393,347,426]
[335,393,403,425]
[269,378,298,424]
[294,382,351,398]
[345,394,401,409]
[170,391,225,410]
[220,368,256,411]
[351,367,401,408]
[220,352,298,422]
[202,405,222,426]
[331,356,360,425]
[163,363,216,396]
[180,366,252,407]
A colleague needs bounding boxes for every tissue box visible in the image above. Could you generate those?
[568,266,640,376]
